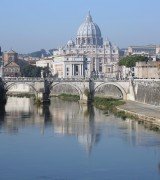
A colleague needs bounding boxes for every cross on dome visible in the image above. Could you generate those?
[85,11,93,22]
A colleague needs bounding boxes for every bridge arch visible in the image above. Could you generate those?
[50,82,83,98]
[94,82,127,100]
[5,82,38,94]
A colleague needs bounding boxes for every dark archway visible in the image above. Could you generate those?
[50,83,83,97]
[5,82,38,94]
[94,82,127,100]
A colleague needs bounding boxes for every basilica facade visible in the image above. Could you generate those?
[53,12,119,79]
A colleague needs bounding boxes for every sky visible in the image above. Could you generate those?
[0,0,160,53]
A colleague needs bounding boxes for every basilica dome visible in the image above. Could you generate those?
[76,12,103,47]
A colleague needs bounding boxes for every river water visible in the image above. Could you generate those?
[0,97,160,180]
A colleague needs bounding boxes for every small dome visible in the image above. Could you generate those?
[104,39,112,47]
[67,39,75,47]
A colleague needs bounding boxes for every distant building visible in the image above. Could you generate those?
[53,12,119,79]
[36,57,53,68]
[127,45,158,60]
[3,49,18,64]
[3,61,21,77]
[2,49,21,77]
[53,55,91,78]
[119,66,131,79]
[135,61,160,79]
[28,60,36,66]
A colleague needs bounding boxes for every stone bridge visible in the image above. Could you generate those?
[1,77,160,105]
[2,77,135,102]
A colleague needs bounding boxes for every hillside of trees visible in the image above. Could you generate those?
[28,49,49,58]
[28,48,57,58]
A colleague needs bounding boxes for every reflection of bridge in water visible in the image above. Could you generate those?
[1,97,160,154]
[2,77,134,101]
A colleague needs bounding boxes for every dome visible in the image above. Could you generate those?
[76,12,103,47]
[67,39,75,47]
[77,13,101,38]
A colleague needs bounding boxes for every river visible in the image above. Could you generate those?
[0,97,160,180]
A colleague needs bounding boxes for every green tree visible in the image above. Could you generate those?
[21,65,43,77]
[119,55,148,67]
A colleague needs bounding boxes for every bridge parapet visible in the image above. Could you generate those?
[2,77,44,82]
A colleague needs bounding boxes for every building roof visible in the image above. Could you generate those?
[6,49,17,54]
[4,61,20,67]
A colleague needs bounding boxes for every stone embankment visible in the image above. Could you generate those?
[117,100,160,127]
[134,80,160,106]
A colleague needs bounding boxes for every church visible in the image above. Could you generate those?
[53,12,119,79]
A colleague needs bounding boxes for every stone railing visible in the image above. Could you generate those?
[4,76,158,83]
[2,77,44,82]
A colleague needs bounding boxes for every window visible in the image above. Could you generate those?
[99,66,102,72]
[75,65,78,72]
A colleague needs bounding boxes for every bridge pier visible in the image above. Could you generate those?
[36,91,50,104]
[35,79,51,104]
[127,78,135,101]
[37,92,43,100]
[79,93,88,104]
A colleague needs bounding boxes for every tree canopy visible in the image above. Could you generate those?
[21,65,42,77]
[119,55,148,67]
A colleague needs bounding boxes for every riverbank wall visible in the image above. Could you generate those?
[134,80,160,106]
[116,101,160,128]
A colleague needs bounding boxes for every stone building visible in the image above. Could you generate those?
[53,12,119,79]
[53,55,91,79]
[135,61,160,79]
[2,49,21,77]
[36,57,53,68]
[3,49,18,64]
[3,61,21,77]
[127,45,160,61]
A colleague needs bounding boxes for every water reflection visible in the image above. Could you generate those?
[1,97,160,179]
[0,105,5,128]
[1,97,160,152]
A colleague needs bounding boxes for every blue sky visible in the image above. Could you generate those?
[0,0,160,53]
